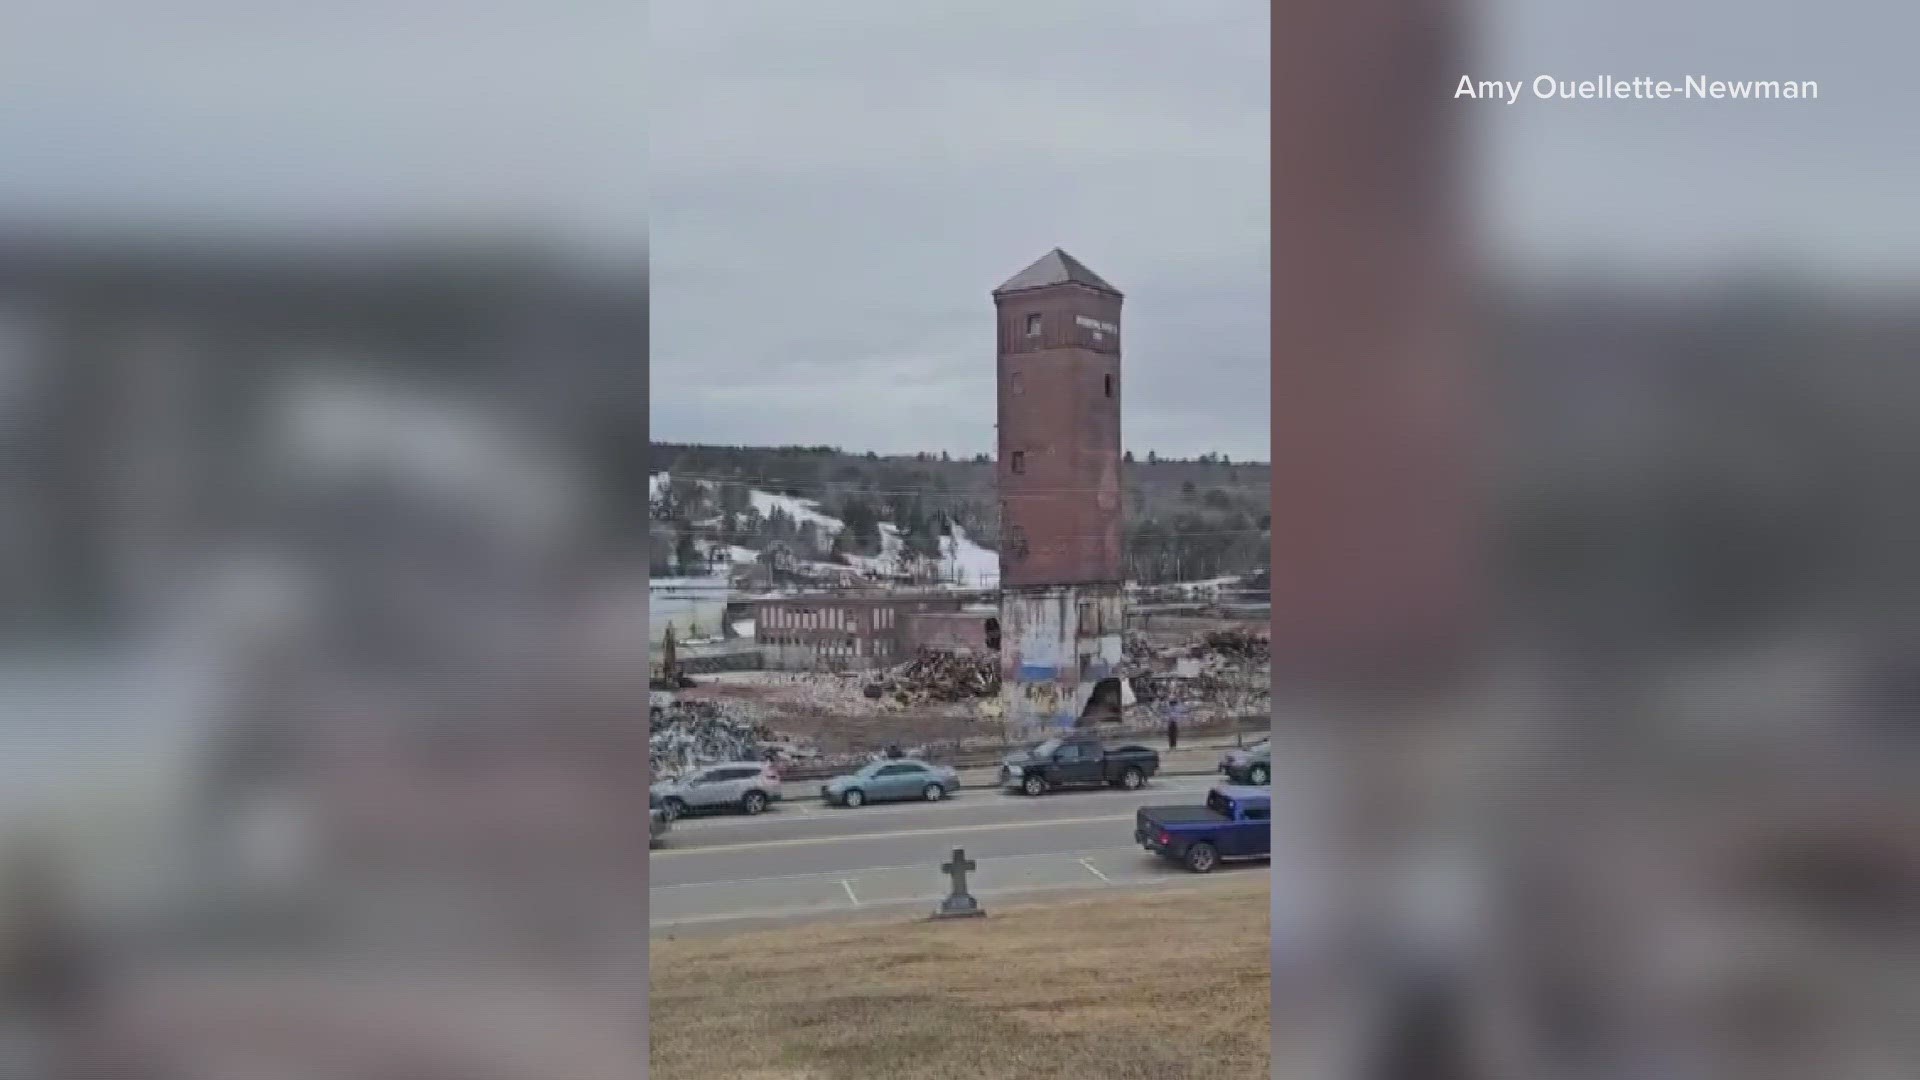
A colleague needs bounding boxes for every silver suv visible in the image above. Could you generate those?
[651,761,784,817]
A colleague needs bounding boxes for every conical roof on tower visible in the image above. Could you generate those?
[992,248,1121,297]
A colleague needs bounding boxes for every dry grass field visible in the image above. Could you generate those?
[649,877,1271,1080]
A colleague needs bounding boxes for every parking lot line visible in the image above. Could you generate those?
[839,879,860,906]
[649,846,1132,891]
[1077,857,1112,884]
[647,874,1257,929]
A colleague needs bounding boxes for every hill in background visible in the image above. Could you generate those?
[648,443,1271,586]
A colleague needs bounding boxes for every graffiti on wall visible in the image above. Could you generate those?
[1001,585,1127,737]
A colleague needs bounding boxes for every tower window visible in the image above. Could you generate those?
[1025,313,1042,337]
[1010,450,1026,475]
[1103,373,1114,398]
[1010,371,1023,395]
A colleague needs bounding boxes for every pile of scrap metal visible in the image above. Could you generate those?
[648,699,780,777]
[862,648,1001,705]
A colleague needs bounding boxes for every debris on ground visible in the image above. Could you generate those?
[862,649,1001,706]
[649,697,934,776]
[1198,629,1270,663]
[649,699,775,776]
[1124,628,1271,721]
[1123,634,1159,667]
[650,626,1268,765]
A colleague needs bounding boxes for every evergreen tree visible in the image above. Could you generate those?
[674,522,700,575]
[839,495,883,554]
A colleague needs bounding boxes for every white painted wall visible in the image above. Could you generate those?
[1001,585,1128,736]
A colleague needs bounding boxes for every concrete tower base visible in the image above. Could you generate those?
[999,583,1127,740]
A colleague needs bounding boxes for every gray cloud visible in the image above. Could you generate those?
[649,1,1271,459]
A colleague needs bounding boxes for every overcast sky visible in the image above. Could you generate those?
[649,2,1270,460]
[0,7,645,252]
[0,3,1910,460]
[1477,0,1920,277]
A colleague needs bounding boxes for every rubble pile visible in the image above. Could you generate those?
[649,699,781,776]
[1123,634,1159,666]
[1124,629,1272,719]
[1200,629,1270,663]
[1126,670,1158,703]
[863,649,1001,706]
[649,696,921,776]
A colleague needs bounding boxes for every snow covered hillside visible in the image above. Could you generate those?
[650,472,999,588]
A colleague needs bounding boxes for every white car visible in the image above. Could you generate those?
[651,761,783,817]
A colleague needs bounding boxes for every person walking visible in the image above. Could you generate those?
[1166,716,1180,750]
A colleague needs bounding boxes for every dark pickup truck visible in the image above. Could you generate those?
[1136,785,1271,873]
[1000,734,1160,796]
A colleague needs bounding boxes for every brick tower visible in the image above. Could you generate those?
[993,249,1127,737]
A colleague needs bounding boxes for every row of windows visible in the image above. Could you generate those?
[760,635,897,659]
[760,606,900,631]
[762,606,853,631]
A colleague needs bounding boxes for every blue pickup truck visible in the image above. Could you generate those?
[1135,785,1271,873]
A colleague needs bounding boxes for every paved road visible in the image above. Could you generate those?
[650,776,1268,930]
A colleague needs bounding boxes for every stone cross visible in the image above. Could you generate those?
[932,847,984,919]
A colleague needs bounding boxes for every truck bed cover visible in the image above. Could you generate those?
[1138,806,1229,826]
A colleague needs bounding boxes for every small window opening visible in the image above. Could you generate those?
[1025,313,1042,337]
[1010,450,1026,474]
[1103,373,1114,397]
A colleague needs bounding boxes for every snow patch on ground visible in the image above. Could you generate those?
[943,524,1000,589]
[747,487,844,533]
[652,471,998,587]
[655,472,843,534]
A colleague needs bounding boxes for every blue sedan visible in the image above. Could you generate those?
[821,759,962,808]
